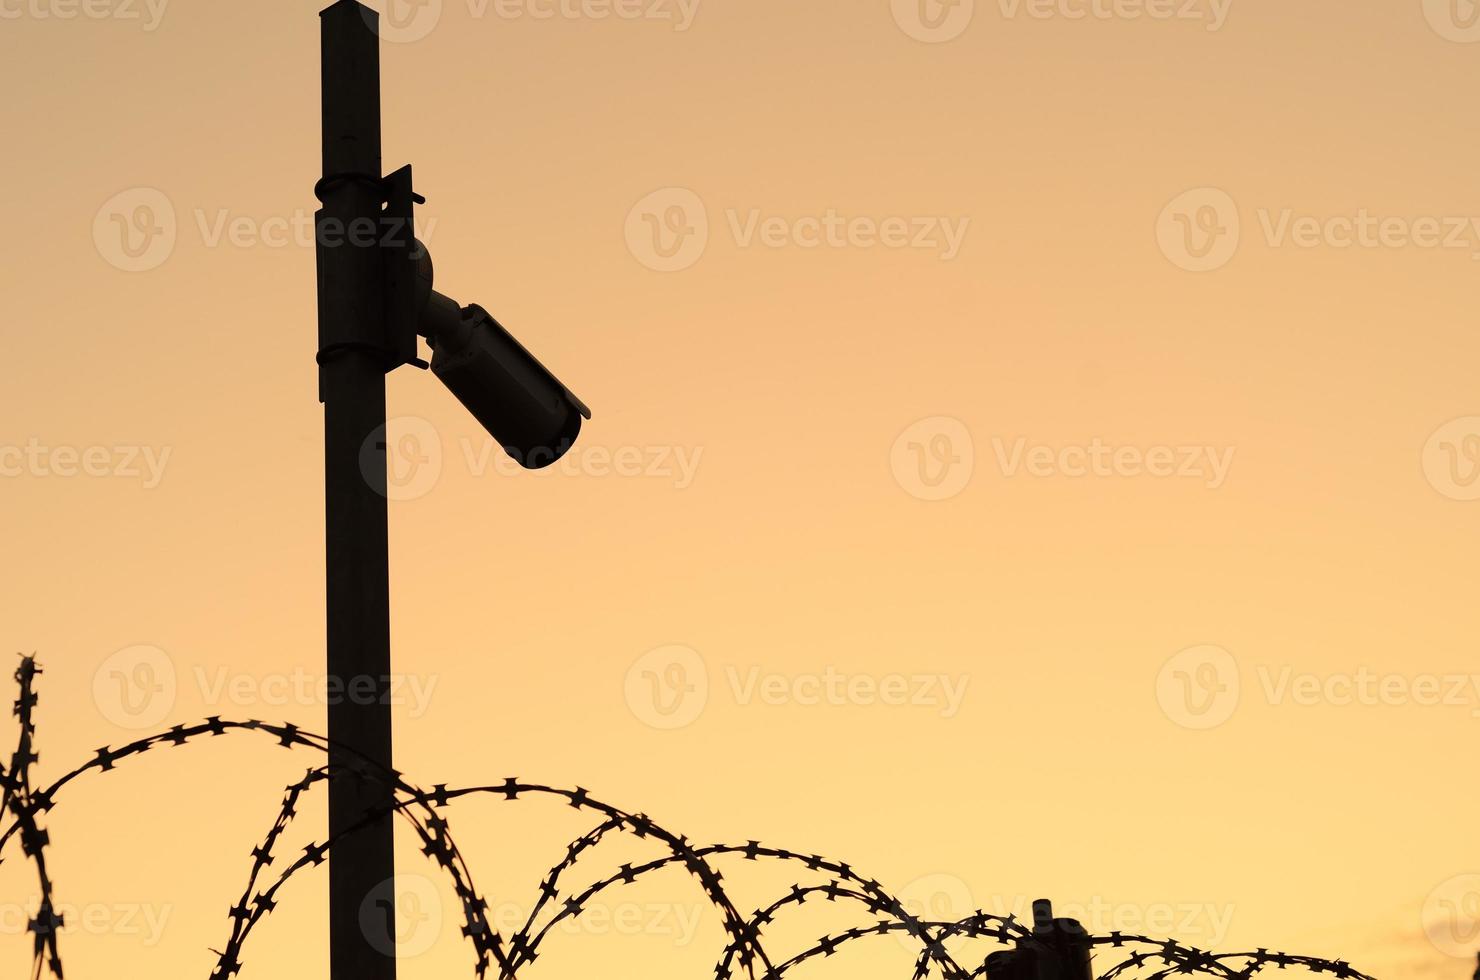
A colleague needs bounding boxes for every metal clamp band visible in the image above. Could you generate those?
[317,341,429,370]
[313,171,387,202]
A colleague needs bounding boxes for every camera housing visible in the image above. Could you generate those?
[420,290,591,469]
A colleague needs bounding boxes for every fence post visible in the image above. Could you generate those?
[985,899,1092,980]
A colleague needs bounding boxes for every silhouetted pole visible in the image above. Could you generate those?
[317,3,397,980]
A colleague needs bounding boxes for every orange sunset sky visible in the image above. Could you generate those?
[1,0,1479,978]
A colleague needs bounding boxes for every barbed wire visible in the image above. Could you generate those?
[3,658,62,979]
[0,656,1374,980]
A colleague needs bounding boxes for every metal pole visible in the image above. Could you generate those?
[317,3,397,980]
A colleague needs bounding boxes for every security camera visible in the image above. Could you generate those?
[418,288,591,469]
[347,168,591,471]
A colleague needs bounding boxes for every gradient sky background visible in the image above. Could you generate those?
[1,0,1479,978]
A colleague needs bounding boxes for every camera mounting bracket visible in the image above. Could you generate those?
[314,163,430,400]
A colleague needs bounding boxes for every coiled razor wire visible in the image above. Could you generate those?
[0,657,1375,980]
